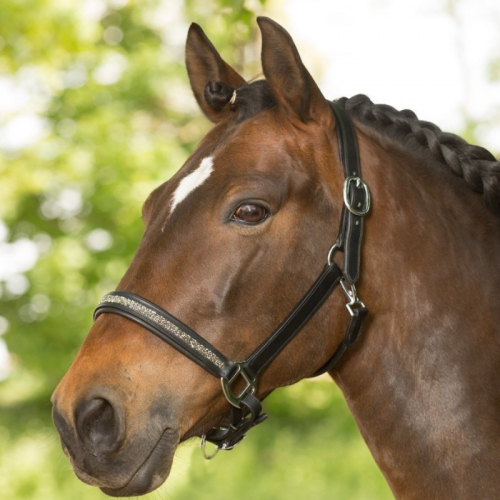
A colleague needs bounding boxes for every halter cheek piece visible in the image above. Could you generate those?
[94,101,370,457]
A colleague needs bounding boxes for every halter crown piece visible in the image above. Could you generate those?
[94,101,371,458]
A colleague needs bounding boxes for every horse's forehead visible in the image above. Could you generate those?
[216,117,297,166]
[161,115,310,217]
[170,156,214,214]
[179,119,287,181]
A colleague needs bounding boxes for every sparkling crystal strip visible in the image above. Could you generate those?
[98,294,225,370]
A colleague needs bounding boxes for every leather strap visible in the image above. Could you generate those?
[312,305,369,376]
[244,262,343,380]
[205,394,268,450]
[94,291,238,380]
[329,102,367,285]
[330,102,361,178]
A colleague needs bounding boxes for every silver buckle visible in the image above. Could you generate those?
[340,279,365,316]
[343,176,371,216]
[221,362,257,408]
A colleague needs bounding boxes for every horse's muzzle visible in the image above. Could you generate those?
[52,388,179,496]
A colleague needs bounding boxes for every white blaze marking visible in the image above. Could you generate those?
[170,156,214,213]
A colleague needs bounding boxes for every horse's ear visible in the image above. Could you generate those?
[186,23,246,123]
[257,17,331,123]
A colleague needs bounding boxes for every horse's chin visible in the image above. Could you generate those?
[85,427,179,497]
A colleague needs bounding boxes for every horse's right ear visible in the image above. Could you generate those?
[185,23,246,123]
[257,17,331,125]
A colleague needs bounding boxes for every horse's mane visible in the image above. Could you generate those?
[207,80,500,216]
[338,95,500,217]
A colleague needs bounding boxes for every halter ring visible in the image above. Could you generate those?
[327,241,341,266]
[201,434,219,460]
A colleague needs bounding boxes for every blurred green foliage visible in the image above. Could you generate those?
[0,1,394,499]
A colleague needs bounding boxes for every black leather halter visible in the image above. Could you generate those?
[94,101,370,456]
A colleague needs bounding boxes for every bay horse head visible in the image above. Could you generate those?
[52,17,500,499]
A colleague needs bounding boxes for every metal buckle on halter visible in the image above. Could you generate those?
[343,176,371,216]
[340,279,365,316]
[221,362,257,408]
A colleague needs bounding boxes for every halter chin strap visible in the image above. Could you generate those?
[93,100,370,455]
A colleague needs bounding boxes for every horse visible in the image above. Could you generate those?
[51,17,500,499]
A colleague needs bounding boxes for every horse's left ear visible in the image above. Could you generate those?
[257,17,331,124]
[186,23,246,123]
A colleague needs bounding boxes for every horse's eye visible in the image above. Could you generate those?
[232,203,268,224]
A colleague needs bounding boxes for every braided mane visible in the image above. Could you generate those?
[338,95,500,217]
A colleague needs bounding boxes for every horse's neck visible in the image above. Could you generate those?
[331,130,500,500]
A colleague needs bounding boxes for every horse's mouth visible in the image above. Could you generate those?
[98,428,179,497]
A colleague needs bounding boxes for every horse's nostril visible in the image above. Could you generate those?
[75,397,125,455]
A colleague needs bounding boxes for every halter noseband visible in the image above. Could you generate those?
[93,101,370,457]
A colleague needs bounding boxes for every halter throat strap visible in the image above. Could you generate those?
[93,99,370,453]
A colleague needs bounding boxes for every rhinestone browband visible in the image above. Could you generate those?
[95,293,226,370]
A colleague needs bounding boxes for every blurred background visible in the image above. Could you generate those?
[0,0,499,498]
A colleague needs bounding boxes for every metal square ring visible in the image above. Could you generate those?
[221,362,257,408]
